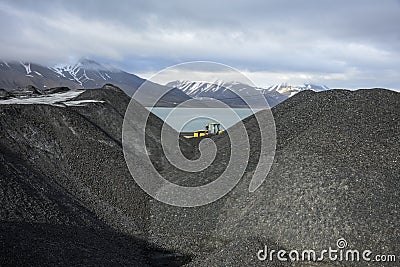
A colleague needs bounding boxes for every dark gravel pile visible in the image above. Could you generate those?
[145,89,399,267]
[222,89,400,256]
[0,85,398,266]
[0,84,190,266]
[0,131,151,266]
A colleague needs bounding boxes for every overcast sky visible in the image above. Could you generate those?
[0,0,399,89]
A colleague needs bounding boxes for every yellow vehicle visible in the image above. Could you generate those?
[184,122,224,138]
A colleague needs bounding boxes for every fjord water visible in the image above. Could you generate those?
[147,107,260,132]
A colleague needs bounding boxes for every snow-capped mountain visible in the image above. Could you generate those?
[169,80,330,107]
[167,80,255,98]
[0,61,81,90]
[0,59,191,106]
[48,59,146,95]
[51,59,116,85]
[167,80,288,107]
[264,83,330,97]
[0,58,146,96]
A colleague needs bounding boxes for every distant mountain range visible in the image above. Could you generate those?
[0,59,144,94]
[0,59,190,106]
[167,80,330,107]
[0,58,330,107]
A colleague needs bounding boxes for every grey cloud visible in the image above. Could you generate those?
[0,0,399,88]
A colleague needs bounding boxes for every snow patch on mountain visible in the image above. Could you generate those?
[50,59,120,86]
[21,62,32,75]
[264,82,330,97]
[33,71,43,77]
[2,61,10,68]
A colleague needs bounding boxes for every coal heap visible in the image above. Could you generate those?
[145,89,399,267]
[0,85,398,266]
[211,89,399,266]
[0,84,189,266]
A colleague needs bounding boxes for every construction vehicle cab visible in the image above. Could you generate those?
[206,122,223,135]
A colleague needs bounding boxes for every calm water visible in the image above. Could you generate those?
[147,107,260,132]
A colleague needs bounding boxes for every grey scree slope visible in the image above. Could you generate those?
[0,85,399,266]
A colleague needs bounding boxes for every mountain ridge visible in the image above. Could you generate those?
[0,60,192,107]
[0,59,144,94]
[168,80,330,107]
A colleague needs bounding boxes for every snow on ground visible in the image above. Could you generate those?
[63,100,105,106]
[0,90,103,107]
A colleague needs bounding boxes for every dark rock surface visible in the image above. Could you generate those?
[0,86,398,266]
[8,85,72,97]
[0,84,190,266]
[1,138,151,266]
[0,88,12,100]
[39,86,71,94]
[9,85,43,97]
[144,89,399,266]
[210,89,399,266]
